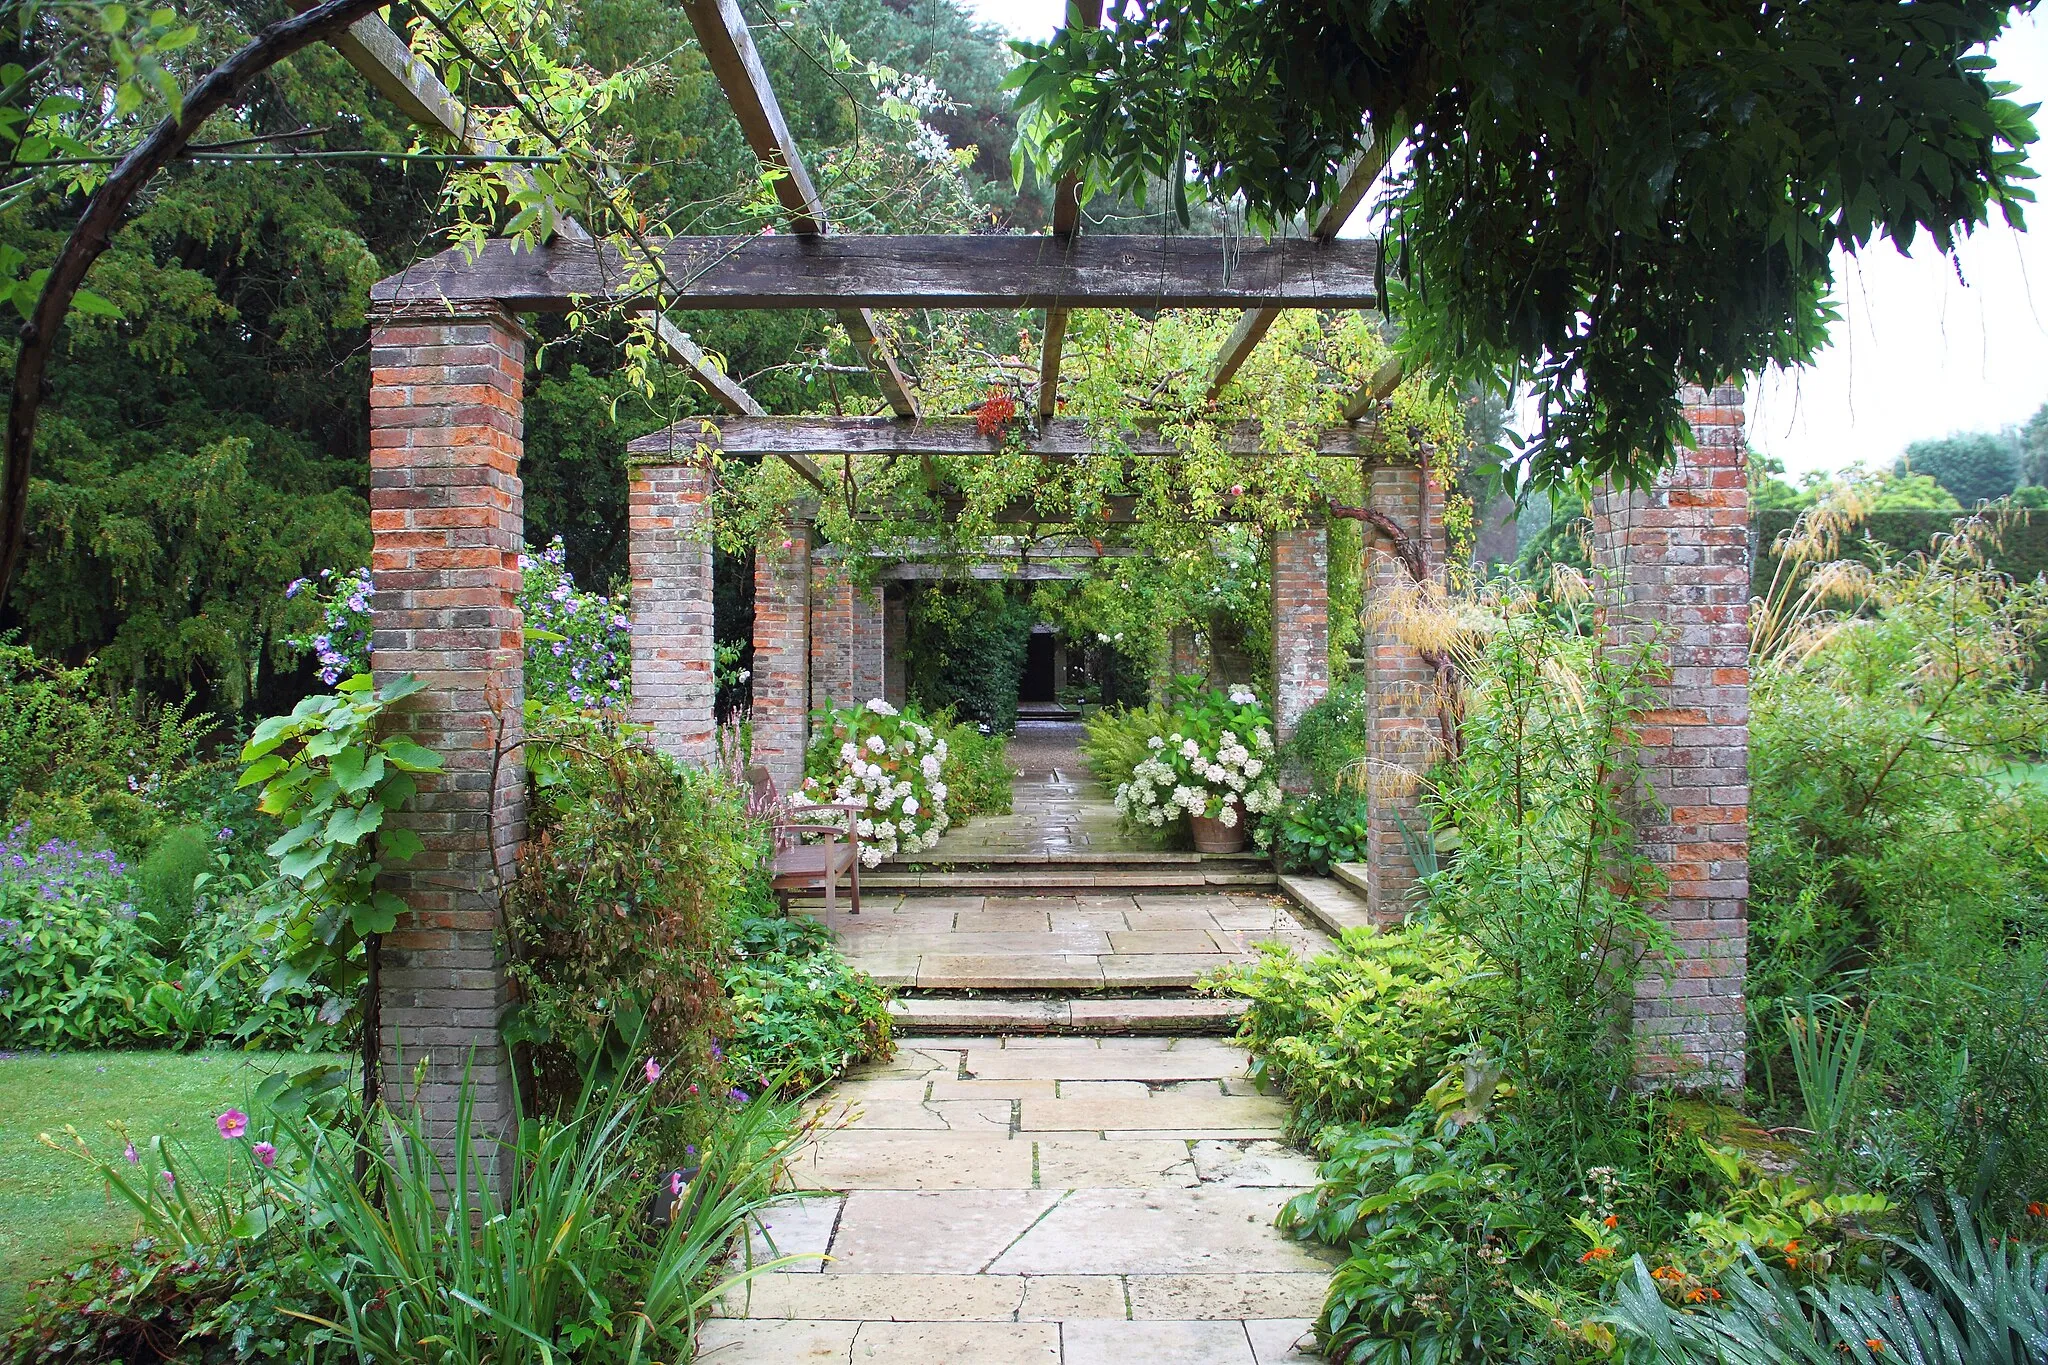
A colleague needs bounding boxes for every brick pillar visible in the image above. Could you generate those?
[1170,625,1203,681]
[883,585,908,707]
[810,560,885,708]
[627,461,715,766]
[366,302,525,1151]
[752,514,812,790]
[1591,384,1749,1091]
[1270,519,1330,742]
[1363,462,1447,922]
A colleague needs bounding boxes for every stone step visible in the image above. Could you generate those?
[1277,873,1377,937]
[888,994,1248,1035]
[863,868,1279,893]
[1330,861,1371,900]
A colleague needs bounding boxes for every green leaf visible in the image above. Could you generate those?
[71,288,122,319]
[324,803,384,847]
[380,827,425,862]
[237,753,286,789]
[379,738,444,773]
[351,898,401,935]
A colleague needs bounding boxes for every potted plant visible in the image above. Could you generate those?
[1112,682,1283,852]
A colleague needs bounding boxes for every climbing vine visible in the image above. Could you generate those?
[712,306,1467,675]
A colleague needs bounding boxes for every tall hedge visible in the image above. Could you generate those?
[904,581,1034,733]
[1753,509,2048,597]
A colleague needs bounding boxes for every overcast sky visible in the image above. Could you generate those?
[960,0,2048,478]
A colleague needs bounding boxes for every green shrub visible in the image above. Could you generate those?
[0,643,215,856]
[0,832,165,1049]
[1205,925,1479,1140]
[134,826,214,952]
[1273,791,1372,874]
[508,706,762,1121]
[803,700,954,863]
[1751,510,2048,1212]
[724,889,894,1093]
[935,717,1013,819]
[904,580,1032,732]
[1278,676,1371,792]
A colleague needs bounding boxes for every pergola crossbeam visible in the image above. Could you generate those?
[372,234,1382,311]
[627,415,1382,461]
[324,10,827,487]
[679,0,917,419]
[1204,143,1387,400]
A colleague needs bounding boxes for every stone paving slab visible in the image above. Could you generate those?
[704,1035,1333,1363]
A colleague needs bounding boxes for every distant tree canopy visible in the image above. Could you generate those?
[1,0,1029,708]
[1899,431,2023,507]
[1010,0,2041,495]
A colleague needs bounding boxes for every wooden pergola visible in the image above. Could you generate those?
[341,0,1753,1152]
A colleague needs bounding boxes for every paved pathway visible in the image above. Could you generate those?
[701,1039,1330,1363]
[703,727,1334,1363]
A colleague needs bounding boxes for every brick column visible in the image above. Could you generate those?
[883,585,909,707]
[751,514,812,790]
[366,302,526,1151]
[1170,625,1203,682]
[810,559,885,708]
[1363,462,1447,922]
[1270,519,1330,742]
[627,462,715,766]
[1591,385,1749,1091]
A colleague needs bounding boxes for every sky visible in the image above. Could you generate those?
[960,0,2048,478]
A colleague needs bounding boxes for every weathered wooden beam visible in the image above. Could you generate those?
[318,10,828,484]
[1343,354,1406,422]
[1036,0,1102,422]
[1205,143,1386,400]
[372,234,1382,312]
[677,0,917,419]
[627,415,1382,460]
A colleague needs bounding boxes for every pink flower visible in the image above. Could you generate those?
[1230,484,1245,497]
[780,538,794,550]
[123,1142,138,1165]
[161,1171,175,1190]
[671,1170,686,1197]
[217,1110,248,1140]
[252,1142,277,1169]
[644,1058,662,1084]
[687,1083,699,1097]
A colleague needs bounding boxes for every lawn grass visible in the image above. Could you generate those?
[0,1050,344,1320]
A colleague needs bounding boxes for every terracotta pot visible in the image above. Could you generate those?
[1189,800,1247,854]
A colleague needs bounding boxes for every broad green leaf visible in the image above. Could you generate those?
[324,803,384,847]
[379,738,443,773]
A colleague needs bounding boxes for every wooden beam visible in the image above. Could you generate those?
[1036,0,1102,422]
[677,0,916,418]
[1204,143,1387,400]
[1343,354,1406,422]
[319,10,829,485]
[372,234,1383,312]
[627,415,1382,461]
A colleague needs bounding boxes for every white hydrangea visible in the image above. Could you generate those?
[864,698,898,716]
[1228,685,1258,706]
[1146,735,1165,750]
[866,734,886,754]
[921,753,943,779]
[840,741,858,763]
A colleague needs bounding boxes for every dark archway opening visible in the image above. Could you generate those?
[1021,628,1057,703]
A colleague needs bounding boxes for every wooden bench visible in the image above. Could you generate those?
[747,766,863,915]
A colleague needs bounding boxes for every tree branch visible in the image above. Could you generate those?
[1,0,391,603]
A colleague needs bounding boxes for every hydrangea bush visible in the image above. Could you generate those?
[1113,682,1283,846]
[801,700,952,867]
[286,539,631,706]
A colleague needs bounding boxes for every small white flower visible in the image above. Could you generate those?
[1244,759,1264,779]
[1146,736,1164,750]
[860,846,885,868]
[1217,803,1240,828]
[921,753,943,779]
[857,818,875,837]
[1229,685,1257,706]
[931,781,948,802]
[865,698,899,715]
[866,734,886,754]
[902,796,919,816]
[1180,738,1200,760]
[840,741,858,763]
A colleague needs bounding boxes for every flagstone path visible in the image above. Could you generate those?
[701,724,1337,1363]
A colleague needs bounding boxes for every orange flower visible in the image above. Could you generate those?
[1865,1341,1886,1354]
[1603,1215,1618,1229]
[2027,1202,2047,1218]
[1651,1265,1683,1282]
[1580,1246,1614,1263]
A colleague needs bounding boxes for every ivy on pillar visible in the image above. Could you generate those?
[628,461,716,766]
[365,301,527,1149]
[1270,517,1330,745]
[752,512,813,790]
[1362,462,1447,923]
[1591,384,1750,1091]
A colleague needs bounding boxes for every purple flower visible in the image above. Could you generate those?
[124,1142,138,1164]
[727,1088,750,1105]
[644,1058,662,1084]
[217,828,232,841]
[161,1171,175,1190]
[671,1170,686,1197]
[284,578,307,599]
[217,1110,248,1140]
[685,1144,698,1157]
[252,1142,277,1169]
